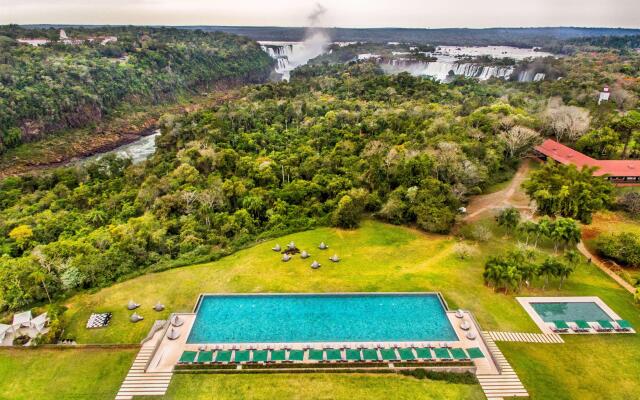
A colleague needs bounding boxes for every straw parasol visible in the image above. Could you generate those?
[171,315,184,327]
[318,242,328,250]
[127,300,140,310]
[167,328,180,340]
[329,254,340,262]
[311,261,321,269]
[460,320,471,331]
[130,313,144,323]
[300,250,310,259]
[153,302,165,312]
[272,244,281,252]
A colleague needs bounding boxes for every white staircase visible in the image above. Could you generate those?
[487,330,564,344]
[115,342,172,399]
[477,331,528,400]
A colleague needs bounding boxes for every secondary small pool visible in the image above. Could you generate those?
[187,293,458,344]
[531,302,611,322]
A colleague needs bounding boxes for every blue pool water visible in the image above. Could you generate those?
[531,302,611,322]
[187,294,458,344]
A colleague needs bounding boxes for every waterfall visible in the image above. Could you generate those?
[382,60,514,82]
[517,70,546,82]
[259,38,329,81]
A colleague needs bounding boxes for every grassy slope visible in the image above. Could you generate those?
[150,374,484,400]
[31,219,640,399]
[0,348,136,400]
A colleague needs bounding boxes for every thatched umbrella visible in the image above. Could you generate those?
[167,328,180,340]
[153,302,165,312]
[455,309,464,318]
[130,313,144,323]
[287,241,296,250]
[466,331,477,340]
[171,315,184,327]
[272,244,281,252]
[311,261,321,269]
[282,254,292,262]
[318,242,328,250]
[329,254,340,262]
[127,300,140,310]
[460,320,471,331]
[300,250,310,259]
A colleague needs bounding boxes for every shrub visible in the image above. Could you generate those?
[596,232,640,267]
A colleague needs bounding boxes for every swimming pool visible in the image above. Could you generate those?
[530,302,611,322]
[187,293,458,344]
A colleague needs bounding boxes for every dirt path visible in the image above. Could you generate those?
[464,159,534,221]
[577,241,636,294]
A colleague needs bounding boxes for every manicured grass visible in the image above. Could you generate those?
[0,348,136,400]
[57,219,640,399]
[145,373,485,400]
[500,334,640,400]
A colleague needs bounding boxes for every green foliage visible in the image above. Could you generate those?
[523,160,614,223]
[399,369,478,384]
[496,207,521,234]
[596,232,640,267]
[0,25,273,153]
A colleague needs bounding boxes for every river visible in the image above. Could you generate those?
[77,130,161,165]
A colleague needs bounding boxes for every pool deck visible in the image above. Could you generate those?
[517,296,635,334]
[144,309,499,375]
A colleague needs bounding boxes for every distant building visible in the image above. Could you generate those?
[598,86,610,105]
[534,139,640,185]
[16,38,50,46]
[59,29,68,40]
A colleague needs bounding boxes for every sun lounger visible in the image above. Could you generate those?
[380,348,399,361]
[345,349,362,362]
[434,347,452,360]
[214,350,232,363]
[234,350,251,363]
[573,320,591,332]
[362,348,379,362]
[398,348,416,361]
[325,349,343,362]
[197,351,213,364]
[450,348,469,360]
[288,350,304,362]
[414,347,433,360]
[552,320,570,333]
[595,320,614,332]
[308,349,324,362]
[615,320,633,332]
[178,351,197,364]
[466,347,485,359]
[252,350,268,363]
[269,350,286,362]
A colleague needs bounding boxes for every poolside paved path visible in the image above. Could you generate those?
[115,331,173,400]
[487,331,564,344]
[477,331,529,400]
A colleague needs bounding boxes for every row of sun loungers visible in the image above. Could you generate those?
[551,319,633,333]
[178,346,485,365]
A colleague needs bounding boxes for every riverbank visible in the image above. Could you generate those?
[0,90,241,179]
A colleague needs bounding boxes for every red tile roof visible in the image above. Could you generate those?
[534,139,640,177]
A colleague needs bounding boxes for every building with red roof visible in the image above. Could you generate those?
[534,139,640,185]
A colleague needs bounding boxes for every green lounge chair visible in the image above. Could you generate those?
[596,320,614,332]
[414,347,432,360]
[434,348,452,360]
[466,347,484,359]
[234,350,251,363]
[252,350,268,363]
[362,349,379,362]
[269,350,286,362]
[178,351,197,364]
[574,320,591,332]
[308,349,324,362]
[324,349,343,362]
[197,351,213,364]
[214,350,232,363]
[345,349,362,362]
[288,350,304,362]
[450,348,468,360]
[398,348,416,361]
[552,320,570,332]
[616,320,633,332]
[380,348,399,361]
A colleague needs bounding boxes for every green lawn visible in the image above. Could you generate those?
[146,373,485,400]
[39,219,640,399]
[0,348,136,400]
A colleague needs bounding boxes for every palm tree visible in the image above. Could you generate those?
[535,217,553,248]
[563,249,580,268]
[538,258,561,290]
[557,262,575,289]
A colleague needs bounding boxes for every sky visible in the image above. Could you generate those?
[1,0,639,28]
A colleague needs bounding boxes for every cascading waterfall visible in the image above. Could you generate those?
[517,70,546,82]
[384,59,515,81]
